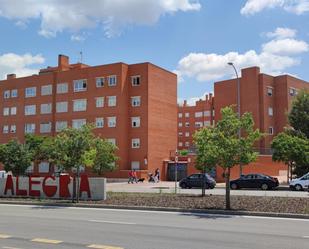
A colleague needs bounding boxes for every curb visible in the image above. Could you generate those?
[0,200,308,220]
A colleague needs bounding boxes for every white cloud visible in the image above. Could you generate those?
[176,28,308,82]
[262,38,309,55]
[0,53,45,80]
[0,0,201,38]
[266,27,297,39]
[71,34,86,42]
[241,0,309,15]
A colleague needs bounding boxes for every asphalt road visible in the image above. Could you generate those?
[0,204,308,249]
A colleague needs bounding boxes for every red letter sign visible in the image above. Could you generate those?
[42,176,57,197]
[79,174,91,198]
[29,176,40,197]
[59,174,71,198]
[4,175,14,195]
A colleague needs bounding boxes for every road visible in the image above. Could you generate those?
[0,204,308,249]
[107,181,309,198]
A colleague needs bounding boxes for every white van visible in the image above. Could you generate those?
[289,172,309,191]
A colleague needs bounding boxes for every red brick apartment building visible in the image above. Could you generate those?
[177,67,309,181]
[0,55,177,179]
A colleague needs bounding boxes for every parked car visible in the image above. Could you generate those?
[289,172,309,191]
[179,173,216,189]
[230,174,279,190]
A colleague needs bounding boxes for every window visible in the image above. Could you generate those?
[73,99,87,112]
[185,132,190,137]
[131,96,141,107]
[185,141,190,147]
[289,88,298,96]
[73,79,87,92]
[131,75,140,86]
[178,132,183,137]
[3,107,9,116]
[195,122,203,128]
[195,112,203,118]
[55,121,67,132]
[11,89,18,98]
[25,105,36,115]
[72,119,86,129]
[41,84,52,96]
[107,138,116,146]
[10,125,16,133]
[107,117,116,127]
[185,122,190,127]
[4,90,10,99]
[10,107,17,115]
[96,77,104,87]
[3,125,9,134]
[95,117,104,128]
[56,101,68,113]
[131,161,140,170]
[268,107,273,116]
[39,162,49,173]
[178,122,183,127]
[178,142,183,147]
[212,110,215,116]
[96,97,104,108]
[131,117,140,127]
[40,103,52,114]
[269,127,274,135]
[185,113,190,118]
[25,87,36,97]
[267,87,273,96]
[132,138,140,148]
[25,123,35,134]
[108,96,117,107]
[57,83,68,94]
[40,122,52,133]
[204,111,210,117]
[178,113,183,118]
[204,121,211,126]
[108,75,117,86]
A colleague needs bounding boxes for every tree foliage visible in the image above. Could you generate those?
[288,90,309,138]
[0,139,32,176]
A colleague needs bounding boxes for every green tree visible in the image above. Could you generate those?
[288,90,309,138]
[272,131,309,179]
[0,139,32,176]
[215,107,262,209]
[193,127,219,196]
[25,134,54,163]
[52,125,95,202]
[92,138,118,175]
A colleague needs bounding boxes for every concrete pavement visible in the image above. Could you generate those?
[107,181,309,197]
[0,204,308,249]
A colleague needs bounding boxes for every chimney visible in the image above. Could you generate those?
[205,94,209,101]
[209,93,213,100]
[58,54,69,70]
[184,100,187,106]
[7,74,16,80]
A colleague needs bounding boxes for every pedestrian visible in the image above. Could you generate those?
[133,169,138,183]
[155,168,160,182]
[128,170,134,184]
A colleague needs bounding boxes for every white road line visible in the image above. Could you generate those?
[1,203,308,222]
[303,236,309,239]
[88,219,136,225]
[2,247,23,249]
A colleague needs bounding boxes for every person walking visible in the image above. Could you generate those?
[128,170,134,184]
[155,168,160,182]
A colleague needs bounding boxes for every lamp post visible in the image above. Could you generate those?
[175,149,178,194]
[227,62,242,176]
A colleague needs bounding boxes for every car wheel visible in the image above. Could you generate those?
[230,183,238,190]
[295,184,303,191]
[261,183,269,190]
[180,182,187,189]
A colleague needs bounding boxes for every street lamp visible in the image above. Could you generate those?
[227,62,242,176]
[175,149,178,194]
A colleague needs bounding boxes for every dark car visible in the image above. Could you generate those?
[230,174,279,190]
[179,173,216,189]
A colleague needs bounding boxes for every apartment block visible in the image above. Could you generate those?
[0,55,177,178]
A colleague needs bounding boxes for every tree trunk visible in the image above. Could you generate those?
[76,167,80,203]
[72,175,76,203]
[225,168,231,210]
[202,167,206,197]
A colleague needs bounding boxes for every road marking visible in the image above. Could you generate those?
[303,236,309,239]
[88,219,136,225]
[87,244,123,249]
[0,234,11,239]
[31,238,62,244]
[2,247,22,249]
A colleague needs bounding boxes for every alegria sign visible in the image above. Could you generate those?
[0,175,106,200]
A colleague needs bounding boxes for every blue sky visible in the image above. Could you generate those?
[0,0,308,104]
